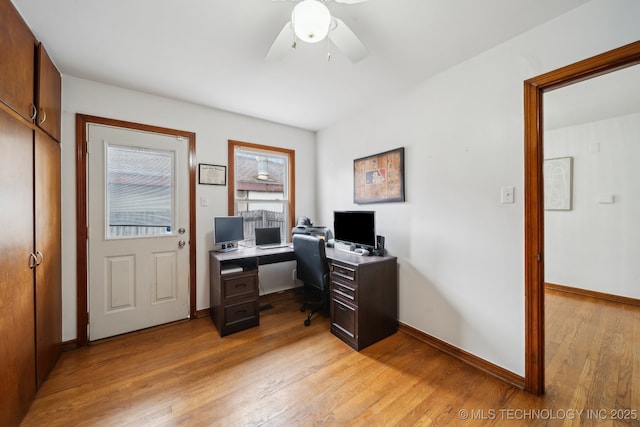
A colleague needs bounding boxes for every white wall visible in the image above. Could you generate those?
[61,76,315,341]
[316,0,640,375]
[545,112,640,298]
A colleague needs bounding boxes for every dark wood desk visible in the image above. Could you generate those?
[209,246,398,350]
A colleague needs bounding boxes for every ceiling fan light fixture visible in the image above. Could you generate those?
[292,0,331,43]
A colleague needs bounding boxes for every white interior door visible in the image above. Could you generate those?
[88,124,189,340]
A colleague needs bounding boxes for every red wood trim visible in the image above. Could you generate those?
[194,308,210,319]
[187,133,197,320]
[523,40,640,395]
[75,114,197,346]
[61,340,78,352]
[75,114,89,346]
[523,79,545,395]
[545,282,640,307]
[398,323,525,390]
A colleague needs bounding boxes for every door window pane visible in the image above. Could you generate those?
[106,145,174,238]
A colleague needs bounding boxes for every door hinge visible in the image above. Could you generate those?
[537,253,542,262]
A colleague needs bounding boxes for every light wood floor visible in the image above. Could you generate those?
[21,289,639,426]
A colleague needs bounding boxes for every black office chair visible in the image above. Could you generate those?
[293,234,330,326]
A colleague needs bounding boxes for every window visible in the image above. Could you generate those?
[106,144,174,238]
[228,140,295,244]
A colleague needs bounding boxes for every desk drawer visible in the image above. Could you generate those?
[223,273,258,299]
[330,296,356,342]
[225,300,258,326]
[331,262,356,283]
[331,280,356,302]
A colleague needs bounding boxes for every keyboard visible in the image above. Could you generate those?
[257,244,289,250]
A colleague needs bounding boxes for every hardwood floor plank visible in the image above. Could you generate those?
[21,290,640,426]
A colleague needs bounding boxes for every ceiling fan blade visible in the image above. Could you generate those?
[328,17,368,63]
[333,0,369,4]
[266,22,295,61]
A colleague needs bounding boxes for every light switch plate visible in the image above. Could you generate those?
[501,186,515,204]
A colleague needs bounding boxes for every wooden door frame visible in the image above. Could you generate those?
[75,114,197,346]
[523,40,640,394]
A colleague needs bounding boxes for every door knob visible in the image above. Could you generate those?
[178,228,186,234]
[178,240,186,248]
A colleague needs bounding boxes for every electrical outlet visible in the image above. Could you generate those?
[501,186,515,204]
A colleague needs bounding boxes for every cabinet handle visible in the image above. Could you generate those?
[38,108,47,125]
[28,253,38,269]
[30,104,37,121]
[36,250,44,266]
[234,283,246,288]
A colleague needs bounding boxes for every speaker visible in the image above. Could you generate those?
[373,235,385,256]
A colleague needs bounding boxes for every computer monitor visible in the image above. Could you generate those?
[213,216,244,251]
[333,210,376,250]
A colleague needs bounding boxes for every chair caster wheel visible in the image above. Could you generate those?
[304,319,311,326]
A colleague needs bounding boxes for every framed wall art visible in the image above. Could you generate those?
[198,163,226,186]
[354,147,405,204]
[543,156,572,210]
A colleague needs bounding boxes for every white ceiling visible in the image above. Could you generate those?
[12,0,590,131]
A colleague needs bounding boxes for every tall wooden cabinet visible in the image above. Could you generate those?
[0,0,62,425]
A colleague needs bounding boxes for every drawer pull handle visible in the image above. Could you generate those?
[234,283,246,288]
[334,290,354,300]
[338,305,348,312]
[236,309,247,315]
[333,272,354,281]
[332,281,355,292]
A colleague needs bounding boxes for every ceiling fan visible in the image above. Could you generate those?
[266,0,369,63]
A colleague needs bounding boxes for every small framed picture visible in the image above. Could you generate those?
[199,164,226,186]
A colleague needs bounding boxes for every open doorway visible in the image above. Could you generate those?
[523,40,640,395]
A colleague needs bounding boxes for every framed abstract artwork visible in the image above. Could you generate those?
[543,156,572,210]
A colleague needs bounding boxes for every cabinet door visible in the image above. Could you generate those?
[0,108,36,426]
[36,44,62,141]
[0,0,37,121]
[34,130,62,388]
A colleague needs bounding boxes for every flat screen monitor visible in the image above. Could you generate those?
[333,210,376,250]
[213,216,244,251]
